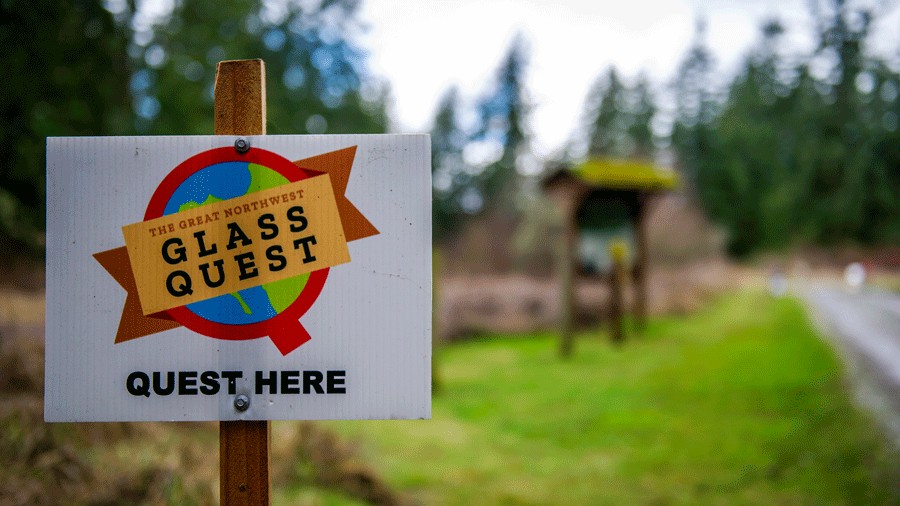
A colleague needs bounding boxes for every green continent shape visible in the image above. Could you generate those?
[248,163,310,314]
[177,193,224,212]
[234,293,253,314]
[247,163,290,193]
[261,275,309,313]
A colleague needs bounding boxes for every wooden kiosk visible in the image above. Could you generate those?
[542,159,678,357]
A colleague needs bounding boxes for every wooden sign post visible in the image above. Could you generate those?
[214,59,271,506]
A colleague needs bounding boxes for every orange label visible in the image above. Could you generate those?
[122,176,349,315]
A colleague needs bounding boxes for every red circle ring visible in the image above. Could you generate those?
[143,146,328,342]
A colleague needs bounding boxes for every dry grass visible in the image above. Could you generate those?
[0,334,215,505]
[438,258,752,339]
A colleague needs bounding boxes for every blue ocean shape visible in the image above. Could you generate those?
[163,162,251,216]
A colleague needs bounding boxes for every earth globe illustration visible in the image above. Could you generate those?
[142,146,327,347]
[162,160,308,324]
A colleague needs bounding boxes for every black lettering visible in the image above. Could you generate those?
[199,259,226,288]
[287,205,308,232]
[256,370,277,395]
[235,252,259,280]
[199,371,220,395]
[266,245,286,272]
[194,230,218,257]
[178,371,198,395]
[166,270,193,297]
[226,222,252,250]
[303,370,324,394]
[327,370,346,394]
[258,213,278,240]
[293,235,317,264]
[221,371,242,394]
[162,237,187,264]
[126,371,151,397]
[153,371,175,396]
[281,370,300,394]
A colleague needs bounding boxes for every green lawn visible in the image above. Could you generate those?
[286,292,898,505]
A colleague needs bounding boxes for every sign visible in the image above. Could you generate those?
[575,191,638,274]
[45,135,431,422]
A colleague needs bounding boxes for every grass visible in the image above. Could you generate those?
[316,292,898,505]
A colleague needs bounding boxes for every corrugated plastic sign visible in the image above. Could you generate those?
[45,135,431,422]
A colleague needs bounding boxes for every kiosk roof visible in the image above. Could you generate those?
[544,159,679,192]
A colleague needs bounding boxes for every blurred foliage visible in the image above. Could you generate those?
[431,0,898,260]
[129,0,389,136]
[2,0,897,258]
[430,87,467,242]
[0,0,131,250]
[1,0,388,253]
[473,36,531,212]
[430,36,532,244]
[670,0,899,255]
[582,68,656,159]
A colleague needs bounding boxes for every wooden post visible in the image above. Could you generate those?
[558,208,577,358]
[608,240,626,345]
[215,59,271,506]
[632,195,649,332]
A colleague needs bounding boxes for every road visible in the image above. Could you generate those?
[802,283,900,446]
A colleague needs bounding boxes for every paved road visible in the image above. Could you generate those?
[802,284,900,445]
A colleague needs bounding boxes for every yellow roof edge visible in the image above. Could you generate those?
[570,158,680,190]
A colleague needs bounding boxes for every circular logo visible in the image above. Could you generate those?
[143,146,328,347]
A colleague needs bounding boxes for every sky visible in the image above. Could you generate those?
[358,0,900,157]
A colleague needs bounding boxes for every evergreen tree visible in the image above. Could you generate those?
[131,0,389,136]
[577,68,658,162]
[0,0,132,250]
[672,2,899,254]
[472,35,531,211]
[713,19,795,253]
[584,67,629,157]
[802,0,873,243]
[627,74,657,159]
[577,68,657,161]
[430,87,470,242]
[670,19,718,194]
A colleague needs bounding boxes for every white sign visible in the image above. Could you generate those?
[45,135,431,422]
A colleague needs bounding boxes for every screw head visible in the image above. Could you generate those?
[234,394,250,411]
[234,137,250,154]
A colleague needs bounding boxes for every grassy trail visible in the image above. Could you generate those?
[311,292,898,505]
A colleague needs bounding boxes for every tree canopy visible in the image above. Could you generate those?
[1,0,389,252]
[2,0,897,257]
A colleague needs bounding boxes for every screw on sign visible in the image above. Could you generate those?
[234,394,250,411]
[234,137,250,153]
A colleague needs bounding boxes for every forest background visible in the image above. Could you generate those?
[1,0,897,262]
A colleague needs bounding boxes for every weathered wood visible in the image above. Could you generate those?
[220,420,271,505]
[558,204,577,358]
[215,59,270,506]
[632,195,649,332]
[609,241,626,345]
[215,59,267,135]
